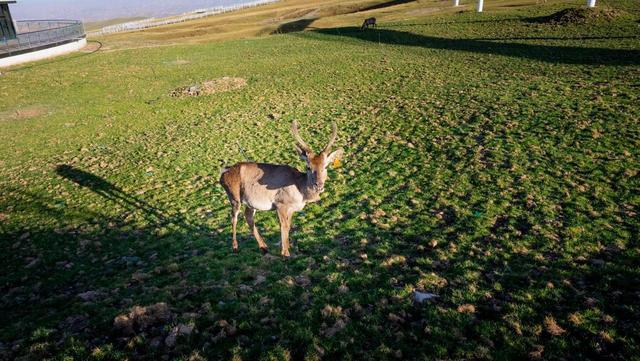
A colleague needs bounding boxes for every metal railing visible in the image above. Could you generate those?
[0,20,85,56]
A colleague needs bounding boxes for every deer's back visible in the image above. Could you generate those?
[220,162,305,211]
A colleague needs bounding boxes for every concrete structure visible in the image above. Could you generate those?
[0,1,17,40]
[0,36,86,67]
[0,1,86,67]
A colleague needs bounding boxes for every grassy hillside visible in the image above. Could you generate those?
[1,0,639,360]
[95,0,611,50]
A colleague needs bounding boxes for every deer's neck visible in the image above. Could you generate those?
[300,174,323,203]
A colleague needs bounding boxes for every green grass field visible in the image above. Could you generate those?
[1,0,639,359]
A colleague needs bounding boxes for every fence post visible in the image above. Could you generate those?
[26,22,32,48]
[454,0,460,6]
[477,0,484,12]
[587,0,596,7]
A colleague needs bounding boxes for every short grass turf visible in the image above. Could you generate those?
[1,1,639,360]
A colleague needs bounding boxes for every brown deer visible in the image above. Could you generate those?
[219,121,344,257]
[361,17,376,30]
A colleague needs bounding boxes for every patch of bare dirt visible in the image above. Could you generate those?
[0,106,51,121]
[113,302,173,336]
[170,77,247,97]
[165,59,191,65]
[531,7,627,25]
[457,304,477,314]
[80,41,103,53]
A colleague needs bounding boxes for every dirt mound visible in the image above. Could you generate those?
[80,41,103,53]
[170,77,246,97]
[113,302,173,336]
[531,7,626,25]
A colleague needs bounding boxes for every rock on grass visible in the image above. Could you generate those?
[412,291,438,303]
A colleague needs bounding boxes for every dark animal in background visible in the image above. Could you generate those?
[361,17,376,30]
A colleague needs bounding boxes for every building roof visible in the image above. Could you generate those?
[0,1,17,4]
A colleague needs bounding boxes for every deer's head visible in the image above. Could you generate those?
[291,120,344,192]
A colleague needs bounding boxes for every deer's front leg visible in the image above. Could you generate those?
[276,206,293,257]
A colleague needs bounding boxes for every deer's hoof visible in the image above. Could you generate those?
[260,247,269,255]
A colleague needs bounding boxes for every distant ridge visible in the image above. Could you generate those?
[91,0,278,35]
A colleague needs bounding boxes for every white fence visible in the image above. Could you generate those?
[93,0,279,35]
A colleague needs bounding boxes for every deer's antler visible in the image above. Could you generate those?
[322,122,337,154]
[291,120,313,154]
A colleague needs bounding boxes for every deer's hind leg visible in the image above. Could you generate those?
[220,166,242,253]
[245,207,268,254]
[231,202,241,253]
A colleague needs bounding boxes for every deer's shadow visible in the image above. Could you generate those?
[55,164,214,234]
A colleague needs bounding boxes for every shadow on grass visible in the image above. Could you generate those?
[359,0,417,12]
[383,18,526,27]
[308,27,640,65]
[55,164,211,234]
[56,165,165,221]
[2,141,638,359]
[469,35,640,41]
[1,160,638,359]
[315,196,637,359]
[271,18,318,34]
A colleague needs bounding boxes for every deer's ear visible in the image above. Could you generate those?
[326,148,344,168]
[295,144,309,162]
